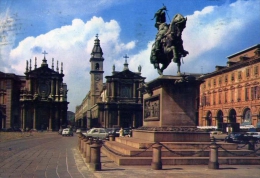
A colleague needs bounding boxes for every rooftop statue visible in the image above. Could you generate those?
[150,6,189,75]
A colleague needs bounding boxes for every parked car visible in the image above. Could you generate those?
[106,128,120,137]
[62,128,73,136]
[123,128,132,137]
[83,128,108,140]
[224,133,253,143]
[246,132,260,142]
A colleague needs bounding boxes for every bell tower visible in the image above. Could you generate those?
[90,34,104,106]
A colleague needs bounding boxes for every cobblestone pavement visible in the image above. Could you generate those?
[0,132,260,178]
[0,132,94,178]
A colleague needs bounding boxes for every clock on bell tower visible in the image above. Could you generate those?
[89,34,104,106]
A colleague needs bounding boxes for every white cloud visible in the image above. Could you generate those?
[183,0,259,61]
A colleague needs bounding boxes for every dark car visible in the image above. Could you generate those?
[123,128,132,137]
[224,133,252,143]
[106,128,120,137]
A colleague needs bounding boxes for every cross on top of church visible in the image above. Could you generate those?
[96,34,98,38]
[123,54,129,62]
[42,50,48,58]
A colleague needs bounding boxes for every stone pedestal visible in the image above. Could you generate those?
[134,75,209,142]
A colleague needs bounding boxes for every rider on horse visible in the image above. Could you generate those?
[150,6,189,75]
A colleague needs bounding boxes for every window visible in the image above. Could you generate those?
[218,92,222,104]
[231,73,235,81]
[95,63,99,70]
[251,86,259,100]
[225,75,228,83]
[213,93,216,105]
[245,87,250,101]
[224,91,228,103]
[201,94,206,106]
[238,71,242,80]
[207,94,211,105]
[219,77,222,85]
[213,79,216,86]
[246,68,250,77]
[231,89,235,102]
[254,66,258,75]
[237,87,241,101]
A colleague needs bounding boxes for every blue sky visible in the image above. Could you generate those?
[0,0,259,112]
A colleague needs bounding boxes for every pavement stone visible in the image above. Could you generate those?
[0,132,260,178]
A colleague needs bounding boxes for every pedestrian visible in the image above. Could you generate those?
[119,127,124,137]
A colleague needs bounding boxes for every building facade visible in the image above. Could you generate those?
[19,55,69,131]
[75,35,145,129]
[0,72,22,129]
[199,44,260,128]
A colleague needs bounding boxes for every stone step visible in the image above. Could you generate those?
[115,137,237,150]
[104,141,256,157]
[102,147,260,165]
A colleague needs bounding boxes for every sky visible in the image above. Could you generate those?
[0,0,259,112]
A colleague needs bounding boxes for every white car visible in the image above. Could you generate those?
[83,128,108,140]
[62,128,73,136]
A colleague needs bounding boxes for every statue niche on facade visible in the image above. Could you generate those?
[150,6,189,75]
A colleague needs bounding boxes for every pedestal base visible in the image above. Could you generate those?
[133,127,210,142]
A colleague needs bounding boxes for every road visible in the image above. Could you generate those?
[0,133,94,178]
[0,132,260,178]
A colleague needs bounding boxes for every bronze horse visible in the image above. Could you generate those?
[150,14,189,75]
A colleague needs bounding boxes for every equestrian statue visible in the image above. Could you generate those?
[150,6,189,75]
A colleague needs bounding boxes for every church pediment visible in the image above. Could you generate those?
[113,70,143,79]
[27,67,61,78]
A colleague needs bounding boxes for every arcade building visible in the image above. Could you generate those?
[199,44,260,128]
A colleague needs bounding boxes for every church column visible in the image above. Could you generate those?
[22,106,26,130]
[132,113,136,128]
[117,82,120,98]
[117,110,121,127]
[20,106,23,129]
[49,108,52,131]
[104,110,107,128]
[55,79,59,101]
[55,107,60,130]
[111,80,115,101]
[60,108,64,128]
[133,82,136,100]
[51,79,54,99]
[33,106,37,129]
[1,117,5,129]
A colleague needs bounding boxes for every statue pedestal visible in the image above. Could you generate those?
[133,75,209,142]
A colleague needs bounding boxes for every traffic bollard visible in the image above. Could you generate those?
[151,144,162,170]
[85,138,93,163]
[208,142,219,169]
[89,141,102,171]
